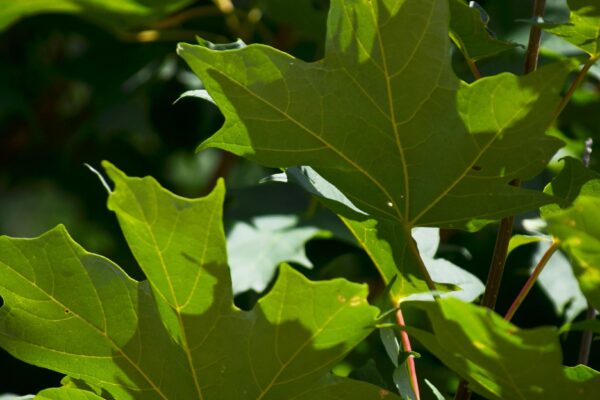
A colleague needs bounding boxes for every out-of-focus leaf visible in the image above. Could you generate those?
[560,318,600,334]
[407,298,600,399]
[0,163,398,399]
[224,181,352,294]
[546,195,600,310]
[542,156,600,217]
[174,90,215,105]
[448,0,518,61]
[226,215,325,293]
[543,158,600,310]
[544,0,600,57]
[507,234,549,256]
[533,241,588,321]
[0,0,195,33]
[425,379,446,400]
[565,365,600,382]
[256,0,329,42]
[35,388,103,400]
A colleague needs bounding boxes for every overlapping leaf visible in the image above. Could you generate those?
[268,167,483,300]
[543,158,600,310]
[448,0,517,62]
[0,163,397,399]
[0,0,194,33]
[178,0,571,232]
[544,0,600,57]
[407,298,600,399]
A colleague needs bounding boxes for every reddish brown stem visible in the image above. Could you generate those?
[396,307,420,400]
[467,58,482,80]
[504,241,560,321]
[455,2,547,399]
[523,0,546,74]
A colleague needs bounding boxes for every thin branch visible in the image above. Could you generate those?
[578,305,598,365]
[396,307,420,400]
[466,58,482,80]
[455,2,547,399]
[523,0,546,74]
[480,212,517,310]
[504,240,560,321]
[551,55,600,121]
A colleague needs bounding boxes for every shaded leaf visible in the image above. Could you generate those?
[0,0,195,33]
[448,0,518,61]
[256,0,329,42]
[0,164,398,399]
[407,298,600,399]
[542,156,600,217]
[271,167,484,300]
[424,379,446,400]
[560,318,600,334]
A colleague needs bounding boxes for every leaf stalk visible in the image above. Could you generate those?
[396,307,421,400]
[504,240,560,321]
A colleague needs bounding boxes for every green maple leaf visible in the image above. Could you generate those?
[178,0,573,297]
[178,0,571,231]
[407,298,600,399]
[0,163,397,399]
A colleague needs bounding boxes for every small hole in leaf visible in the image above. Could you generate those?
[472,165,482,171]
[64,309,70,314]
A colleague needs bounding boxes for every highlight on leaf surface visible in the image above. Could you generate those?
[0,163,397,399]
[178,0,574,232]
[407,298,600,399]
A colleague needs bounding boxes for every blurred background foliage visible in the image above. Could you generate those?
[0,0,598,397]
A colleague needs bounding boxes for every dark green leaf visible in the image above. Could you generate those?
[424,379,446,400]
[448,0,518,61]
[560,318,600,334]
[542,156,600,217]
